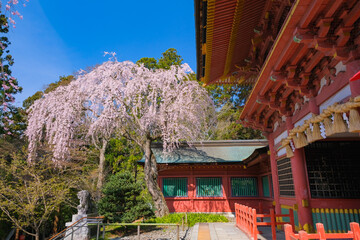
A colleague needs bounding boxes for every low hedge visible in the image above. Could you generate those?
[145,213,228,227]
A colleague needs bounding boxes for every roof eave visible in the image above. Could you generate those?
[195,0,202,81]
[240,0,300,121]
[150,139,268,148]
[242,146,268,165]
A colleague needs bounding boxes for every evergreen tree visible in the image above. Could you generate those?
[0,13,22,137]
[204,84,263,140]
[97,172,154,223]
[136,48,183,70]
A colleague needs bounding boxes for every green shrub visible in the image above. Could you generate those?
[97,172,154,223]
[146,213,228,227]
[0,218,13,239]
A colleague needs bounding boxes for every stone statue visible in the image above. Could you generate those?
[77,190,90,215]
[65,190,91,240]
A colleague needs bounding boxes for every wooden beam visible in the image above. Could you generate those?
[316,18,333,38]
[343,0,360,27]
[289,44,308,66]
[299,0,325,28]
[273,37,297,71]
[304,51,324,72]
[324,0,343,18]
[299,72,311,86]
[287,65,297,79]
[335,26,353,47]
[265,108,275,120]
[283,87,294,98]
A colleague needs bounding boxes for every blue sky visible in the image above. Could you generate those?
[9,0,196,106]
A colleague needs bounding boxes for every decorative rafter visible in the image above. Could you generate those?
[203,0,216,84]
[223,0,245,77]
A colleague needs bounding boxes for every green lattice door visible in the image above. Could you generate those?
[196,177,222,197]
[163,178,188,197]
[231,177,257,197]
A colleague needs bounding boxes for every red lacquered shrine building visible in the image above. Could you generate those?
[195,0,360,233]
[142,140,272,214]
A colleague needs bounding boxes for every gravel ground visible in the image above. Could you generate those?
[226,216,236,222]
[109,225,192,240]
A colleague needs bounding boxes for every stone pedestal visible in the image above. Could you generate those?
[64,214,89,240]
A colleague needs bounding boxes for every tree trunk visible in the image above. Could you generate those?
[53,206,60,234]
[97,139,108,195]
[35,231,39,240]
[15,228,19,240]
[143,139,169,217]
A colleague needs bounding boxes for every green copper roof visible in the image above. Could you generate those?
[139,140,268,164]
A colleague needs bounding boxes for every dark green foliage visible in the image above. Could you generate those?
[0,137,24,163]
[97,172,154,223]
[0,13,22,137]
[104,137,153,205]
[105,137,143,174]
[157,48,183,69]
[146,213,228,227]
[205,84,252,109]
[0,14,21,98]
[136,48,183,70]
[0,105,26,137]
[136,57,158,70]
[22,91,43,109]
[190,64,263,140]
[200,82,263,140]
[44,75,74,94]
[0,215,12,240]
[211,103,263,140]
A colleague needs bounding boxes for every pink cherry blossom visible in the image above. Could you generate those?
[2,84,10,90]
[2,0,28,27]
[26,59,216,162]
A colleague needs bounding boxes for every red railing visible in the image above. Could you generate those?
[284,222,360,240]
[235,203,295,240]
[235,204,257,239]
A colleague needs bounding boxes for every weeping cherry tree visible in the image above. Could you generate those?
[26,58,216,216]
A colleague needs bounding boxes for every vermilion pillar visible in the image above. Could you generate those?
[222,174,231,212]
[189,167,195,211]
[267,133,281,215]
[308,97,319,114]
[286,118,313,232]
[348,61,360,97]
[349,79,360,97]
